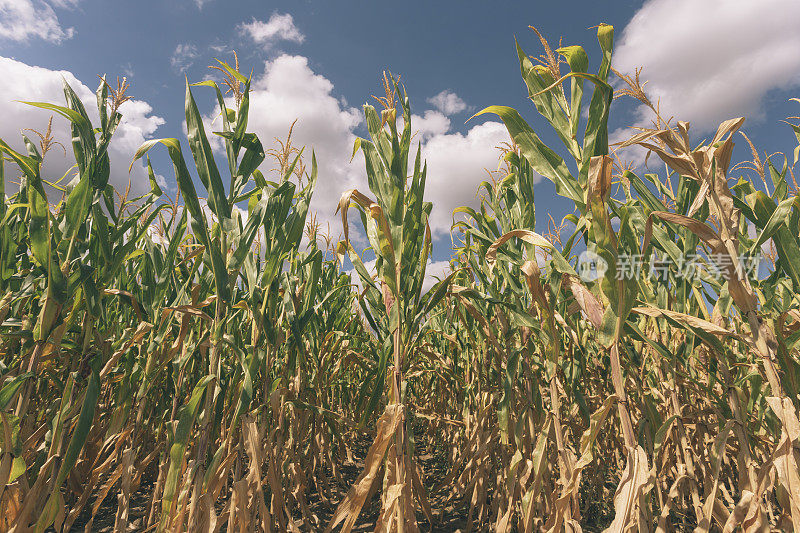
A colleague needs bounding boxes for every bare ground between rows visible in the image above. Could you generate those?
[55,431,623,532]
[55,422,624,533]
[60,430,472,533]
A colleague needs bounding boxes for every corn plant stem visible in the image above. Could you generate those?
[116,345,156,532]
[657,357,704,521]
[707,187,784,398]
[543,308,572,494]
[717,349,756,492]
[393,310,407,533]
[188,301,224,530]
[610,342,636,449]
[14,341,45,418]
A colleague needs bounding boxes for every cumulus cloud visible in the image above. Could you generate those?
[609,126,649,169]
[421,121,511,235]
[427,90,468,116]
[239,13,304,49]
[346,257,451,294]
[171,43,200,72]
[0,0,77,44]
[0,56,165,198]
[239,54,362,238]
[422,260,452,292]
[408,110,450,141]
[200,54,507,244]
[613,0,800,133]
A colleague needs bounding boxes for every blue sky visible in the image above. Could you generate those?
[2,0,800,278]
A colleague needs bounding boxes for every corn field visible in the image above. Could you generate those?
[1,23,800,532]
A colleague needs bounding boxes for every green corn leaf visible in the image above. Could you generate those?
[0,373,32,410]
[35,365,100,533]
[184,81,231,222]
[473,105,585,212]
[160,375,215,531]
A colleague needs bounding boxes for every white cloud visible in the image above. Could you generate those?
[208,41,227,54]
[48,0,78,7]
[609,125,649,169]
[614,0,800,133]
[408,110,450,141]
[0,0,76,43]
[239,13,304,49]
[422,260,451,292]
[120,62,135,78]
[347,258,376,290]
[427,90,468,116]
[421,121,511,235]
[239,54,362,240]
[397,111,510,236]
[346,257,450,294]
[200,54,508,243]
[171,43,200,72]
[0,56,165,198]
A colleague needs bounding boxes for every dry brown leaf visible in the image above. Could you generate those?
[694,420,735,533]
[587,154,613,202]
[486,229,553,272]
[563,275,604,329]
[603,446,650,533]
[632,305,735,337]
[325,404,404,533]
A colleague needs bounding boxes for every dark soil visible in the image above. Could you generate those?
[59,428,476,532]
